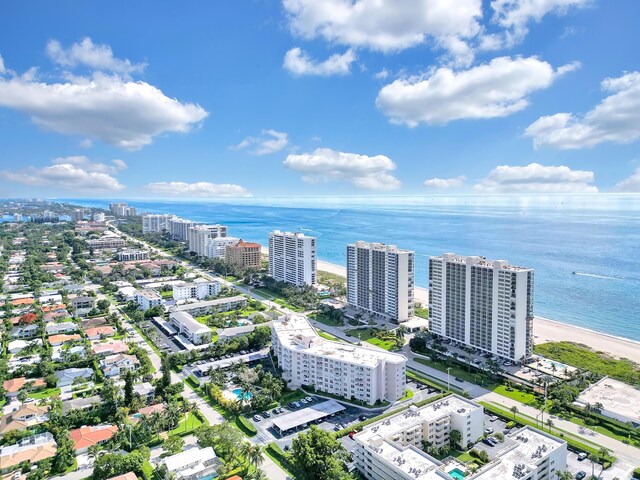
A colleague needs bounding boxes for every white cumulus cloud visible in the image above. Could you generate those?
[283,0,482,63]
[424,176,466,189]
[376,56,578,126]
[283,48,356,77]
[284,147,401,190]
[613,168,640,193]
[491,0,591,47]
[2,156,124,193]
[46,37,146,75]
[230,129,290,155]
[0,41,208,150]
[145,181,252,198]
[525,71,640,149]
[474,163,597,193]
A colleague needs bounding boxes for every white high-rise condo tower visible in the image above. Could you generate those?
[142,214,177,234]
[429,253,534,362]
[346,241,414,323]
[268,230,317,286]
[188,225,228,257]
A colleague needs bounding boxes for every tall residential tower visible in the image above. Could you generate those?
[428,253,534,362]
[346,241,414,323]
[268,231,317,286]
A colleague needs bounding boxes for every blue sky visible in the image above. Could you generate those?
[1,0,639,198]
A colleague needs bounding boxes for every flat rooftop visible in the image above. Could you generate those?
[272,400,345,432]
[577,377,640,423]
[273,315,406,368]
[368,440,448,480]
[470,427,566,480]
[431,253,532,272]
[169,311,210,335]
[173,295,246,311]
[355,395,482,445]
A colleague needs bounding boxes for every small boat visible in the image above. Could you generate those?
[572,271,576,275]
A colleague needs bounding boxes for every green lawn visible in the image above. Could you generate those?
[346,328,398,349]
[568,415,630,443]
[415,307,429,319]
[317,330,342,342]
[455,451,475,463]
[141,460,154,480]
[29,387,61,399]
[309,313,343,327]
[169,412,204,436]
[398,389,415,401]
[492,385,536,404]
[413,357,499,389]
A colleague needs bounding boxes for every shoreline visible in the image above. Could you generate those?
[313,256,640,364]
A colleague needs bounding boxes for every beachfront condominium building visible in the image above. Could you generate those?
[172,280,221,301]
[188,225,228,257]
[225,240,261,268]
[347,241,415,323]
[109,203,128,217]
[71,209,84,222]
[205,237,241,259]
[92,212,105,222]
[168,217,199,241]
[268,230,317,286]
[271,315,407,405]
[428,253,534,362]
[142,214,177,234]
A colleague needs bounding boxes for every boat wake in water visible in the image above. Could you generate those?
[573,272,623,280]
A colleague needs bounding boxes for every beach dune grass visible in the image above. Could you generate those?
[534,341,640,386]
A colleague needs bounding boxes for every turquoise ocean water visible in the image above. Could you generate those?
[64,195,640,340]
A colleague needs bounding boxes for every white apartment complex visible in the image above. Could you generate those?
[136,289,163,311]
[86,235,126,249]
[347,241,415,323]
[205,237,241,259]
[169,217,198,241]
[268,230,317,286]
[172,280,221,301]
[109,203,128,217]
[169,311,212,345]
[142,214,176,234]
[188,225,228,256]
[429,253,534,362]
[117,249,149,262]
[271,315,407,405]
[353,395,483,480]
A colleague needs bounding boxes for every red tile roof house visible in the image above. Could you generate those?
[48,334,82,347]
[107,473,137,480]
[69,425,118,453]
[91,340,129,357]
[84,326,116,340]
[2,377,46,399]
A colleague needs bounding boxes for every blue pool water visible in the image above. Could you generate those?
[449,468,466,479]
[233,388,253,400]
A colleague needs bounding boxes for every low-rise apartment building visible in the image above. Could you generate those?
[117,249,149,262]
[136,289,162,311]
[169,311,212,345]
[172,295,247,317]
[172,280,221,301]
[271,314,407,405]
[86,235,126,249]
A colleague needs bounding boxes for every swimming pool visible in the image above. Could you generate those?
[449,468,466,480]
[232,388,253,400]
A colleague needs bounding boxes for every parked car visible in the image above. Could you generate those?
[484,428,494,435]
[304,396,313,403]
[577,452,588,461]
[455,377,464,382]
[358,415,367,421]
[575,472,586,480]
[489,415,498,422]
[252,415,261,422]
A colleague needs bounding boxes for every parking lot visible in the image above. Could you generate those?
[140,319,182,353]
[565,451,634,480]
[250,395,376,449]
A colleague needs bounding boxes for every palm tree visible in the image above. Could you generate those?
[248,471,267,480]
[242,443,264,471]
[87,444,101,464]
[182,401,196,433]
[449,429,462,449]
[510,405,518,421]
[546,418,554,433]
[588,453,598,478]
[596,447,610,477]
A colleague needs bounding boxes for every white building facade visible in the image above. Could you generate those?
[268,230,317,286]
[347,241,415,323]
[168,217,198,241]
[188,225,228,256]
[142,214,177,234]
[172,280,221,301]
[204,236,240,259]
[169,311,212,345]
[271,315,407,405]
[117,250,149,262]
[428,253,534,362]
[135,290,163,311]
